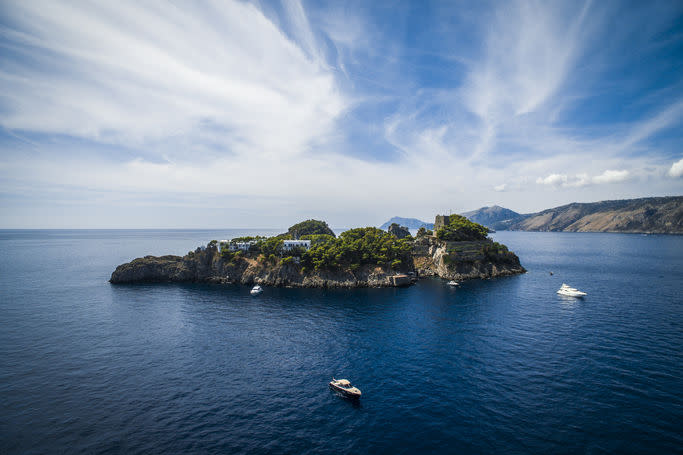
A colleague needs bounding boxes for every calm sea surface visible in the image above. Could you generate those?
[1,230,681,454]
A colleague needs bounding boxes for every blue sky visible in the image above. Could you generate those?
[0,0,682,228]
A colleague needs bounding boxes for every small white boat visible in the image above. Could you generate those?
[447,280,459,286]
[557,283,586,297]
[250,285,263,296]
[329,378,361,399]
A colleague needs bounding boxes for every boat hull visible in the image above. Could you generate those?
[557,290,586,297]
[329,383,361,399]
[250,286,263,295]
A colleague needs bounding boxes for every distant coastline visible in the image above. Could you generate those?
[458,196,682,234]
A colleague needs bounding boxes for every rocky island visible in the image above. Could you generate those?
[110,216,525,288]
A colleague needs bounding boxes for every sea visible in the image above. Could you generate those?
[0,229,681,454]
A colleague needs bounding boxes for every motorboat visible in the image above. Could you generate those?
[447,280,459,286]
[250,285,263,296]
[329,378,361,399]
[557,283,586,297]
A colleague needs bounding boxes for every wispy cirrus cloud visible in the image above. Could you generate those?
[382,0,683,189]
[0,0,345,156]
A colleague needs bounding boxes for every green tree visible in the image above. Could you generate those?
[259,237,284,257]
[287,219,336,239]
[436,215,489,241]
[301,227,412,272]
[300,233,335,246]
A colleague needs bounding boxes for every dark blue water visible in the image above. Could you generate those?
[1,230,682,454]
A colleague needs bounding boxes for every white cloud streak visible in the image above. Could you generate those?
[669,158,683,178]
[536,169,630,187]
[592,169,630,184]
[0,0,345,156]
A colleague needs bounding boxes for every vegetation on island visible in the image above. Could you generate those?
[436,215,489,241]
[387,223,412,239]
[287,219,336,238]
[416,227,433,237]
[299,233,335,245]
[301,227,413,272]
[218,223,413,273]
[217,216,494,273]
[217,219,335,262]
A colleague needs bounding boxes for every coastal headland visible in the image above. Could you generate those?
[461,196,683,233]
[110,216,525,287]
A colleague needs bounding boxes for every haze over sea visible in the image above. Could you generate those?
[1,229,681,454]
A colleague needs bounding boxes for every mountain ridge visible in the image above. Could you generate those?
[379,217,434,230]
[462,196,682,234]
[461,205,521,229]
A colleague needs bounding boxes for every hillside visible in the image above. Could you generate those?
[461,205,522,230]
[379,217,434,230]
[506,196,682,233]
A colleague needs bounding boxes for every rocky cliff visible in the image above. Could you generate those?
[411,236,525,280]
[110,237,525,287]
[111,245,413,288]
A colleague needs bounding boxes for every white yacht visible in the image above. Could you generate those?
[250,285,263,296]
[329,378,361,399]
[447,280,460,286]
[557,283,586,297]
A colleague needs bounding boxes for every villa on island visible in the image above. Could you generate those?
[217,239,311,253]
[219,240,256,252]
[283,240,311,251]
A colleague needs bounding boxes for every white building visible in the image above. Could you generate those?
[282,240,311,251]
[219,240,255,252]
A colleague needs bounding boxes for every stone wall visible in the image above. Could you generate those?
[443,240,491,261]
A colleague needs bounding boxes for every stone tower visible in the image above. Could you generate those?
[434,215,451,231]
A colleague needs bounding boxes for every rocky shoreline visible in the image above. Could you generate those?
[110,236,525,288]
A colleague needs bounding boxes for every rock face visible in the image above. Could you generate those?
[111,237,525,287]
[111,245,410,288]
[109,255,193,283]
[387,223,411,239]
[411,236,525,280]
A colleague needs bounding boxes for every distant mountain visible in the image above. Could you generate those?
[461,205,522,230]
[505,196,682,234]
[379,217,434,230]
[388,196,682,234]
